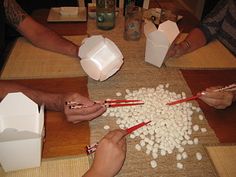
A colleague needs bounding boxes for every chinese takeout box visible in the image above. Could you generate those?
[144,20,180,67]
[78,35,124,81]
[0,92,44,172]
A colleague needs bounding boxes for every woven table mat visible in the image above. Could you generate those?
[87,15,219,177]
[205,144,236,177]
[164,34,236,69]
[1,36,87,80]
[0,155,89,177]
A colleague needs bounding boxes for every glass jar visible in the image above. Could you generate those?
[96,0,116,30]
[124,4,142,41]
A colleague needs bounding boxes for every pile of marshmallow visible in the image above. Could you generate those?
[102,84,207,169]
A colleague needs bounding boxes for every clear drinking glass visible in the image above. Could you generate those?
[124,5,142,41]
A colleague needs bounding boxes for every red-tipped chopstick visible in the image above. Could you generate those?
[126,121,151,134]
[166,95,201,106]
[106,102,144,108]
[105,99,143,103]
[86,120,151,154]
[104,99,144,108]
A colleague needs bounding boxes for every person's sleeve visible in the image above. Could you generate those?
[198,0,229,43]
[3,0,28,28]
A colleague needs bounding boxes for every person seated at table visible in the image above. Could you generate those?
[197,86,236,109]
[167,0,236,58]
[0,0,79,66]
[0,81,106,123]
[84,129,127,177]
[0,0,103,123]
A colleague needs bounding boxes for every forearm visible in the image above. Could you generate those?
[18,16,79,58]
[4,0,79,58]
[0,81,63,111]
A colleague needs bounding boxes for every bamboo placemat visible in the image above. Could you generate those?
[165,34,236,69]
[87,15,219,177]
[0,155,89,177]
[0,36,87,80]
[205,145,236,177]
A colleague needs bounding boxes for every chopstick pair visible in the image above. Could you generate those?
[166,83,236,106]
[103,99,144,108]
[65,99,144,109]
[86,121,151,154]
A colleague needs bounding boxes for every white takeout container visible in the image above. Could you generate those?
[144,20,179,67]
[78,35,124,81]
[0,92,44,172]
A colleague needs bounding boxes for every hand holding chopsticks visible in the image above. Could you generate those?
[199,84,236,109]
[61,93,106,123]
[86,121,151,154]
[84,129,127,177]
[167,83,236,106]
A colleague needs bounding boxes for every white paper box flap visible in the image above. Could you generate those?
[158,20,179,44]
[147,30,170,47]
[144,20,157,37]
[38,105,44,133]
[79,35,104,59]
[0,92,38,116]
[79,35,123,81]
[0,93,43,133]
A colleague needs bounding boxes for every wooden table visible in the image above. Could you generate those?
[2,0,236,160]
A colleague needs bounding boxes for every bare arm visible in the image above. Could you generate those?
[4,0,79,58]
[0,81,106,123]
[0,81,63,111]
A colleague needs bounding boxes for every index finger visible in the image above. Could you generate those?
[104,129,127,143]
[203,91,225,99]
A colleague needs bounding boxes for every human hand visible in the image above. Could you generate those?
[84,129,127,177]
[166,40,190,58]
[198,86,235,109]
[62,93,106,123]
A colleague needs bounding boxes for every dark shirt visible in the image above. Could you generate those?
[0,0,6,65]
[199,0,236,56]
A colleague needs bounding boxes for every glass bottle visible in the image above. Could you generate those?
[124,1,142,40]
[96,0,116,30]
